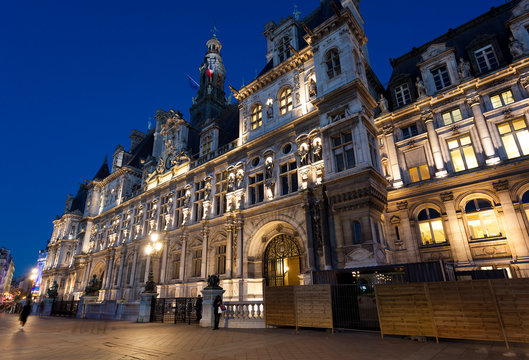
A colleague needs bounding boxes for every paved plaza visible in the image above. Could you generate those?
[1,313,529,360]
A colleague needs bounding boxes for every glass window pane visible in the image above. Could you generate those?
[516,130,529,155]
[419,165,430,180]
[497,123,511,135]
[447,139,459,149]
[513,119,527,130]
[451,149,466,172]
[430,220,446,243]
[502,91,514,105]
[345,149,355,169]
[460,136,471,146]
[419,222,433,245]
[452,109,462,122]
[409,167,420,182]
[463,146,478,169]
[491,95,502,109]
[502,134,521,159]
[467,213,484,238]
[442,112,452,125]
[481,210,501,237]
[343,132,352,143]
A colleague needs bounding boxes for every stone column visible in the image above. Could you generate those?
[129,247,138,286]
[236,217,244,278]
[225,219,234,278]
[440,192,472,266]
[179,233,187,282]
[303,195,317,271]
[466,94,500,165]
[493,180,529,261]
[383,125,403,188]
[160,240,168,283]
[396,201,419,263]
[116,248,126,288]
[422,110,447,177]
[201,225,209,279]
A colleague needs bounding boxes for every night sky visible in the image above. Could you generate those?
[1,0,505,277]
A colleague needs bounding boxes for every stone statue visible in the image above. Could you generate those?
[227,172,235,192]
[457,57,471,79]
[378,94,389,114]
[312,138,322,162]
[204,181,211,201]
[309,78,317,97]
[236,169,244,189]
[206,274,221,289]
[416,77,426,97]
[266,103,273,119]
[509,36,525,58]
[47,281,58,298]
[298,143,309,166]
[183,188,191,208]
[265,158,274,179]
[84,275,101,296]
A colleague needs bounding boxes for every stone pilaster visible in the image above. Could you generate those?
[440,192,473,266]
[466,94,500,165]
[383,125,403,188]
[421,110,447,177]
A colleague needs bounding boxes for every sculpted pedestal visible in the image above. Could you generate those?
[137,292,158,323]
[200,287,225,328]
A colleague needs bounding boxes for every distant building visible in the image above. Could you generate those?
[376,0,529,277]
[0,248,15,296]
[32,249,47,294]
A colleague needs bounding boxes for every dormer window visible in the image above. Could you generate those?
[474,45,499,73]
[325,49,341,79]
[277,36,291,63]
[394,83,411,107]
[431,65,451,91]
[251,104,262,129]
[279,88,293,115]
[201,136,212,155]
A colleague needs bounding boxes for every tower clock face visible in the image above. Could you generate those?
[165,154,174,170]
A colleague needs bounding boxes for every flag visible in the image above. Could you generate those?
[206,59,214,78]
[187,74,199,90]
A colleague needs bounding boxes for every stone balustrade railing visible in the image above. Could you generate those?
[223,301,264,321]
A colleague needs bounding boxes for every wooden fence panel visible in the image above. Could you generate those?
[264,286,296,326]
[294,284,333,329]
[376,283,436,337]
[493,279,529,343]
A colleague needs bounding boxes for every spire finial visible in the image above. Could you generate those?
[211,25,219,39]
[293,5,301,21]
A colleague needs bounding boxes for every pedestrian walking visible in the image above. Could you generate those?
[19,299,32,330]
[213,295,222,330]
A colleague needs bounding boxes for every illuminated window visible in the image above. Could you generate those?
[490,90,514,109]
[431,65,451,91]
[447,135,478,172]
[174,189,185,228]
[215,245,226,275]
[279,160,298,195]
[251,104,262,129]
[442,108,463,126]
[279,88,293,115]
[215,171,228,216]
[418,208,446,245]
[194,180,205,222]
[172,253,180,279]
[249,172,264,204]
[474,45,499,73]
[325,49,341,79]
[277,36,291,63]
[332,132,355,172]
[192,249,202,277]
[523,191,529,226]
[465,199,501,239]
[497,118,529,159]
[394,83,411,107]
[405,148,430,183]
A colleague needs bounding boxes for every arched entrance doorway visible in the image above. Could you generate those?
[264,234,301,286]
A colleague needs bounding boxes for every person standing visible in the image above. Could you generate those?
[19,298,32,330]
[213,295,222,330]
[195,295,203,322]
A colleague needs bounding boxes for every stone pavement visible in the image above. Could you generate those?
[1,313,529,360]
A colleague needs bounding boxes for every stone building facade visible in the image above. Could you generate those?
[376,0,529,277]
[40,0,529,302]
[0,248,15,296]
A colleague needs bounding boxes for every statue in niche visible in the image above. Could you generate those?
[298,143,309,166]
[266,103,273,119]
[84,275,101,296]
[312,138,322,162]
[265,157,274,179]
[416,77,426,97]
[309,78,317,97]
[236,169,244,189]
[509,36,525,58]
[184,188,191,208]
[227,172,235,192]
[457,57,471,79]
[378,94,389,114]
[295,92,300,104]
[207,83,213,94]
[204,181,212,201]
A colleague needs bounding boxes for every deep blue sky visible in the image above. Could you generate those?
[1,0,505,277]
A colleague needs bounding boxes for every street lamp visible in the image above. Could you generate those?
[144,233,163,293]
[29,268,38,299]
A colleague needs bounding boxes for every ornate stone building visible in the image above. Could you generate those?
[0,247,15,296]
[376,0,529,277]
[40,0,388,301]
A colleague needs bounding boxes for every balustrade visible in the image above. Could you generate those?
[222,301,264,320]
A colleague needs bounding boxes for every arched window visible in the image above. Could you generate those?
[325,49,341,79]
[279,88,292,115]
[277,36,291,63]
[465,199,501,239]
[264,234,300,286]
[522,191,529,224]
[251,104,262,129]
[417,208,446,245]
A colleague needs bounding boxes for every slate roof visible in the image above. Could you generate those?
[386,0,519,109]
[92,156,110,180]
[69,184,88,214]
[124,130,155,169]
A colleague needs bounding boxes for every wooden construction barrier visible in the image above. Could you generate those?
[375,279,529,348]
[264,284,333,331]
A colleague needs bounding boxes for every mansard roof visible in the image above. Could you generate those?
[387,0,518,94]
[68,184,88,214]
[92,156,110,180]
[256,0,343,79]
[124,129,155,169]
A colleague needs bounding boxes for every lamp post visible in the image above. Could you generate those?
[29,268,38,300]
[144,233,162,293]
